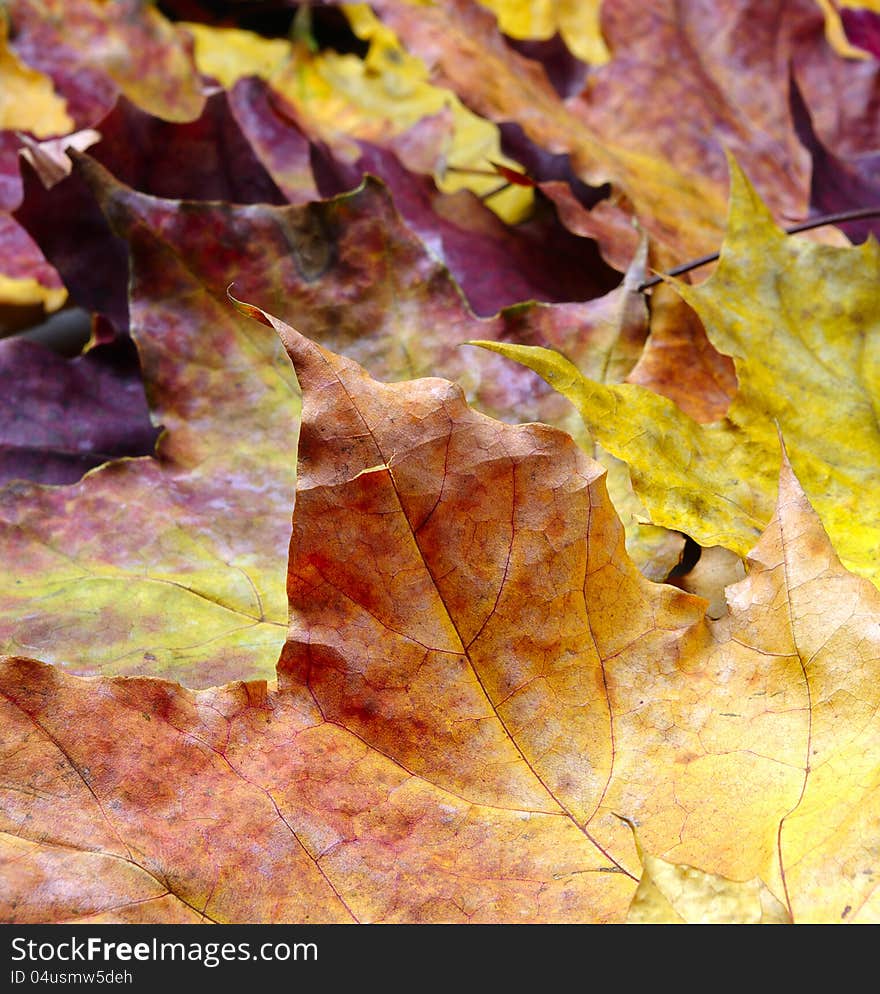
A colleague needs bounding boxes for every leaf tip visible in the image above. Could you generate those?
[17,129,102,190]
[773,424,802,506]
[227,284,271,328]
[227,289,327,386]
[723,149,778,238]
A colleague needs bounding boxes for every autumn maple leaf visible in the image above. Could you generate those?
[480,157,880,590]
[4,0,880,929]
[3,302,879,923]
[1,146,665,684]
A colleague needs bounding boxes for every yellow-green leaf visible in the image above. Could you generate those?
[476,156,880,589]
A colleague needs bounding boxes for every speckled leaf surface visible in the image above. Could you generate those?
[3,321,879,923]
[4,0,880,927]
[0,162,300,685]
[4,151,670,682]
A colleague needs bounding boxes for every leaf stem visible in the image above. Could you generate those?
[637,205,880,291]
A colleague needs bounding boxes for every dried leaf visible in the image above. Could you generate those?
[84,92,286,206]
[627,284,737,425]
[1,157,300,685]
[4,3,880,925]
[313,134,619,315]
[6,148,664,680]
[0,15,71,310]
[4,321,880,922]
[793,0,880,159]
[478,158,880,588]
[790,76,880,245]
[17,129,101,189]
[0,213,66,312]
[225,77,320,205]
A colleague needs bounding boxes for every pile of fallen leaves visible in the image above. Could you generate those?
[2,0,880,925]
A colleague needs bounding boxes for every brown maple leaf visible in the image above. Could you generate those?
[2,311,878,923]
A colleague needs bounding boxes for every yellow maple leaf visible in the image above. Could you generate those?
[182,22,290,87]
[474,155,880,589]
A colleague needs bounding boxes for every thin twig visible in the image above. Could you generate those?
[637,206,880,291]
